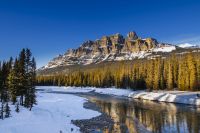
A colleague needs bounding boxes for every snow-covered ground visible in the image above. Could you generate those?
[129,91,200,106]
[38,86,93,93]
[37,86,200,106]
[1,86,199,133]
[94,88,133,96]
[0,88,100,133]
[37,86,133,97]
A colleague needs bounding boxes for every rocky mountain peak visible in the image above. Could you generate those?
[41,31,176,70]
[127,31,138,40]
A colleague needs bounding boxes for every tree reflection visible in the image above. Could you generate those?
[89,98,200,133]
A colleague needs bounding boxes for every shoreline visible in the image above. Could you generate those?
[0,89,100,133]
[37,86,200,106]
[128,91,200,106]
[35,87,200,133]
[71,101,114,133]
[39,89,152,133]
[69,92,151,133]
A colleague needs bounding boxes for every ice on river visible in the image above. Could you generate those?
[0,89,100,133]
[38,86,200,106]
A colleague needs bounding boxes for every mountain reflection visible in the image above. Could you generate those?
[87,96,200,133]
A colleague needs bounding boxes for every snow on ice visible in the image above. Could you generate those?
[38,86,200,106]
[0,88,100,133]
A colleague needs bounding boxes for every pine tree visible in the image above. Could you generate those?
[178,61,185,91]
[0,61,10,103]
[145,60,154,91]
[24,49,32,108]
[4,103,10,118]
[0,103,4,120]
[153,59,161,90]
[29,58,37,111]
[18,49,26,105]
[172,54,178,88]
[167,60,173,90]
[0,62,2,101]
[15,102,20,113]
[7,58,20,104]
[187,53,198,91]
[15,103,19,113]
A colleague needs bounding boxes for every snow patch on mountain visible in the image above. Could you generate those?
[152,45,176,52]
[178,43,198,48]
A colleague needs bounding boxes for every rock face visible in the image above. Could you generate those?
[41,32,176,69]
[127,31,138,40]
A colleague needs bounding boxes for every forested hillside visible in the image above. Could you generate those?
[0,49,36,119]
[37,51,200,91]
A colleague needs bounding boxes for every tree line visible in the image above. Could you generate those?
[37,52,200,91]
[0,48,36,119]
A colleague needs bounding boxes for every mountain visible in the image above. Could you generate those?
[40,31,177,70]
[178,43,199,48]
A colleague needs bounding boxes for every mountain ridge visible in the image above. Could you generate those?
[40,31,181,70]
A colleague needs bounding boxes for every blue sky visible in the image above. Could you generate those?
[0,0,200,68]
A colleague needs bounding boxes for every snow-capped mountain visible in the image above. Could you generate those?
[178,43,198,48]
[40,32,177,70]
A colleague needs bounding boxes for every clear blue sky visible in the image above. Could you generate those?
[0,0,200,68]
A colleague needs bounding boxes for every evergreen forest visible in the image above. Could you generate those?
[37,52,200,91]
[0,48,36,119]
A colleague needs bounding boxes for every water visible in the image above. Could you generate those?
[84,95,200,133]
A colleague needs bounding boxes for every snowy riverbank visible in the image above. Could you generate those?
[38,86,200,106]
[1,86,199,133]
[0,89,100,133]
[129,91,200,106]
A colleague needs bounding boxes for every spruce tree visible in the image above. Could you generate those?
[0,103,4,120]
[18,49,26,105]
[153,59,161,90]
[167,60,173,90]
[145,60,154,91]
[15,102,20,113]
[4,103,10,118]
[178,61,185,91]
[0,62,2,101]
[187,54,198,91]
[29,57,37,111]
[7,58,19,104]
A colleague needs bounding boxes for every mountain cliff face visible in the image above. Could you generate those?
[41,32,176,70]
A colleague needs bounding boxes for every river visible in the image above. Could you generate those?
[81,93,200,133]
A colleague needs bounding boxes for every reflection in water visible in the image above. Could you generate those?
[86,96,200,133]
